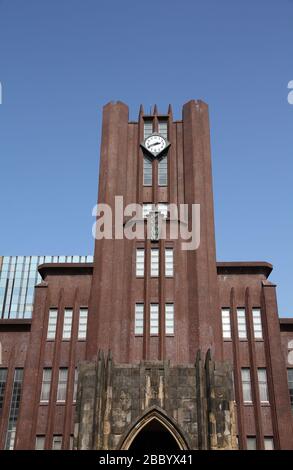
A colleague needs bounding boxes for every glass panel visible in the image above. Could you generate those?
[62,309,73,340]
[78,308,88,340]
[252,308,263,339]
[165,248,173,277]
[0,368,8,416]
[165,303,174,335]
[57,368,68,402]
[52,435,62,450]
[5,368,23,450]
[47,309,58,340]
[241,368,252,402]
[151,249,159,277]
[247,437,256,450]
[237,308,247,339]
[221,309,231,339]
[264,438,274,450]
[144,120,153,139]
[257,368,269,402]
[143,156,152,186]
[135,303,144,335]
[136,249,145,277]
[40,368,52,401]
[150,304,159,335]
[35,436,45,450]
[158,120,168,139]
[158,156,167,186]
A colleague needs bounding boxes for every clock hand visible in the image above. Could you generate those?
[149,141,161,148]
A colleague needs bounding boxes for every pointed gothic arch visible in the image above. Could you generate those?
[119,406,189,450]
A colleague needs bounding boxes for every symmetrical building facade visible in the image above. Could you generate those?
[0,101,292,450]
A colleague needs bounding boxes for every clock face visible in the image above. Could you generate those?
[144,134,167,156]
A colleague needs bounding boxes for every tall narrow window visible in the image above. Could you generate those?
[144,120,153,138]
[288,369,293,412]
[40,368,52,402]
[151,248,159,277]
[0,368,8,416]
[78,308,88,340]
[47,308,58,340]
[143,156,152,186]
[257,368,269,403]
[165,303,174,335]
[165,248,174,277]
[237,308,247,339]
[264,437,274,450]
[158,156,168,186]
[62,309,73,340]
[241,368,252,403]
[136,248,145,277]
[252,308,263,339]
[52,435,62,450]
[57,368,68,402]
[221,308,231,339]
[73,368,78,402]
[150,304,159,335]
[5,368,23,450]
[246,437,257,450]
[135,303,144,335]
[158,120,168,139]
[35,436,45,450]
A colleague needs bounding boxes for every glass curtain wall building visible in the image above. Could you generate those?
[0,256,93,319]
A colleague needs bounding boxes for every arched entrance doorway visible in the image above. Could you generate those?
[120,408,189,450]
[129,418,180,451]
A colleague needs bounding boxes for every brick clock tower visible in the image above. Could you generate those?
[13,100,292,451]
[75,101,236,450]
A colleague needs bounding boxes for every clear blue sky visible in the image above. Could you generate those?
[0,1,292,316]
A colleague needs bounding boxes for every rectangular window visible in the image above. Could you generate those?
[237,308,247,339]
[78,308,88,340]
[62,308,73,340]
[0,368,8,416]
[40,368,52,402]
[5,368,23,450]
[143,156,152,186]
[73,368,78,402]
[47,308,58,340]
[165,248,174,277]
[257,368,269,403]
[158,120,168,139]
[252,308,263,339]
[69,435,74,450]
[247,437,256,450]
[35,436,45,450]
[288,369,293,412]
[136,248,145,277]
[144,120,153,138]
[165,303,174,335]
[241,368,252,403]
[151,248,159,277]
[264,437,274,450]
[57,368,68,402]
[52,435,62,450]
[221,308,231,339]
[158,156,168,186]
[135,303,144,335]
[150,304,159,335]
